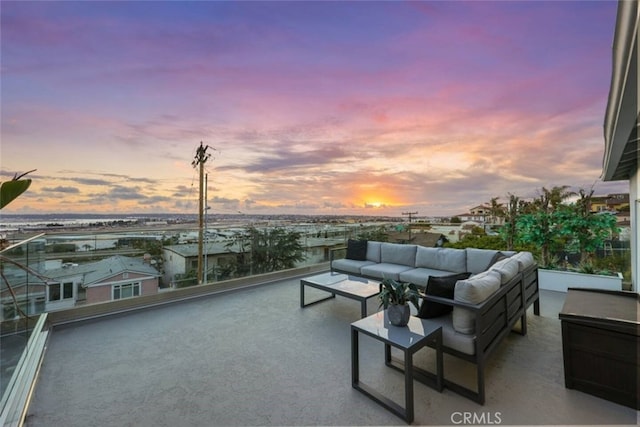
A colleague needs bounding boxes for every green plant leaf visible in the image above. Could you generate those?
[0,179,31,210]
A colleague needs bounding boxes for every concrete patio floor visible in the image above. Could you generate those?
[25,273,639,426]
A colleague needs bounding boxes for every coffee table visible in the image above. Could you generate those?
[351,311,443,423]
[300,272,380,318]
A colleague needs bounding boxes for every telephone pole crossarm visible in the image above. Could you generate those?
[401,211,418,241]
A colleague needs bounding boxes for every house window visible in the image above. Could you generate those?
[49,283,60,301]
[49,282,74,302]
[113,282,141,300]
[63,282,73,299]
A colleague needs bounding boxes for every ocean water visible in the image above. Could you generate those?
[0,213,198,231]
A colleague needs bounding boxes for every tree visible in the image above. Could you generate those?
[487,197,505,225]
[555,188,619,264]
[515,185,575,267]
[225,227,306,277]
[0,170,43,320]
[0,170,34,210]
[358,226,389,242]
[248,227,307,274]
[499,193,520,250]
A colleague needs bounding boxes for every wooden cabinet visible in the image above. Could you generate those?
[559,288,639,409]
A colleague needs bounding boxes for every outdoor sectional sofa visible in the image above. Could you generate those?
[330,240,540,404]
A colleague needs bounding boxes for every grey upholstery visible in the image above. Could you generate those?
[360,263,414,281]
[415,247,467,273]
[399,267,455,288]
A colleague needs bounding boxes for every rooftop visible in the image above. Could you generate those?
[23,270,638,427]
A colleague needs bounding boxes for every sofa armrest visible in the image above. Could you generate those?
[420,293,484,312]
[329,246,347,263]
[420,278,515,314]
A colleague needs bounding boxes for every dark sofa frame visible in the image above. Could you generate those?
[409,263,539,404]
[330,246,540,404]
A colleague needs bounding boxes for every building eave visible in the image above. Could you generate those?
[603,0,640,182]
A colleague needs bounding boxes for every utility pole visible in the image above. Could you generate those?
[204,173,208,284]
[192,142,211,285]
[402,211,418,241]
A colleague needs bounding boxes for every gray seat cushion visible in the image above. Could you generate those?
[399,267,456,288]
[331,258,376,275]
[421,314,476,355]
[360,263,415,281]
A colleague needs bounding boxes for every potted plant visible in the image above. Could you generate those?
[378,278,420,326]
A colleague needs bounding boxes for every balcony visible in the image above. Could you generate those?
[14,268,638,427]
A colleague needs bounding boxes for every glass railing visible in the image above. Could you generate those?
[0,233,48,405]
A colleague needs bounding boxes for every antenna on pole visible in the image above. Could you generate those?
[192,141,211,285]
[402,211,418,241]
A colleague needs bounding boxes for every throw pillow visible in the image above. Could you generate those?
[418,272,472,319]
[487,251,508,270]
[345,239,367,261]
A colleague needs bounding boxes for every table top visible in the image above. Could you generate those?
[351,311,442,349]
[302,272,380,298]
[559,289,639,332]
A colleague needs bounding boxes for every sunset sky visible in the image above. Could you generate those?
[0,1,626,217]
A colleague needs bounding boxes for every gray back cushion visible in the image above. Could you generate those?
[511,251,535,272]
[366,241,382,263]
[380,243,417,266]
[452,270,501,334]
[465,248,501,274]
[489,257,520,284]
[415,247,466,273]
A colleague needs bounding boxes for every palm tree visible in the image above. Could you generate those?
[533,185,575,213]
[502,194,520,250]
[488,197,505,225]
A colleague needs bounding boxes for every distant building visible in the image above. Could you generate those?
[589,193,630,213]
[44,255,161,308]
[163,242,242,285]
[163,237,344,285]
[455,205,505,226]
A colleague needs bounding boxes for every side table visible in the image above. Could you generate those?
[351,311,443,423]
[559,288,639,409]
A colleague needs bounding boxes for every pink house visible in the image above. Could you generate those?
[45,255,161,308]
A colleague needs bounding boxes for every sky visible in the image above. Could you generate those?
[0,0,628,218]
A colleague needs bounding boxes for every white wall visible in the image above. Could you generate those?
[162,249,187,286]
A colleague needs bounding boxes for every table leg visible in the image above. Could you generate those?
[404,349,414,424]
[435,329,443,392]
[351,327,359,386]
[300,282,336,309]
[384,343,392,366]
